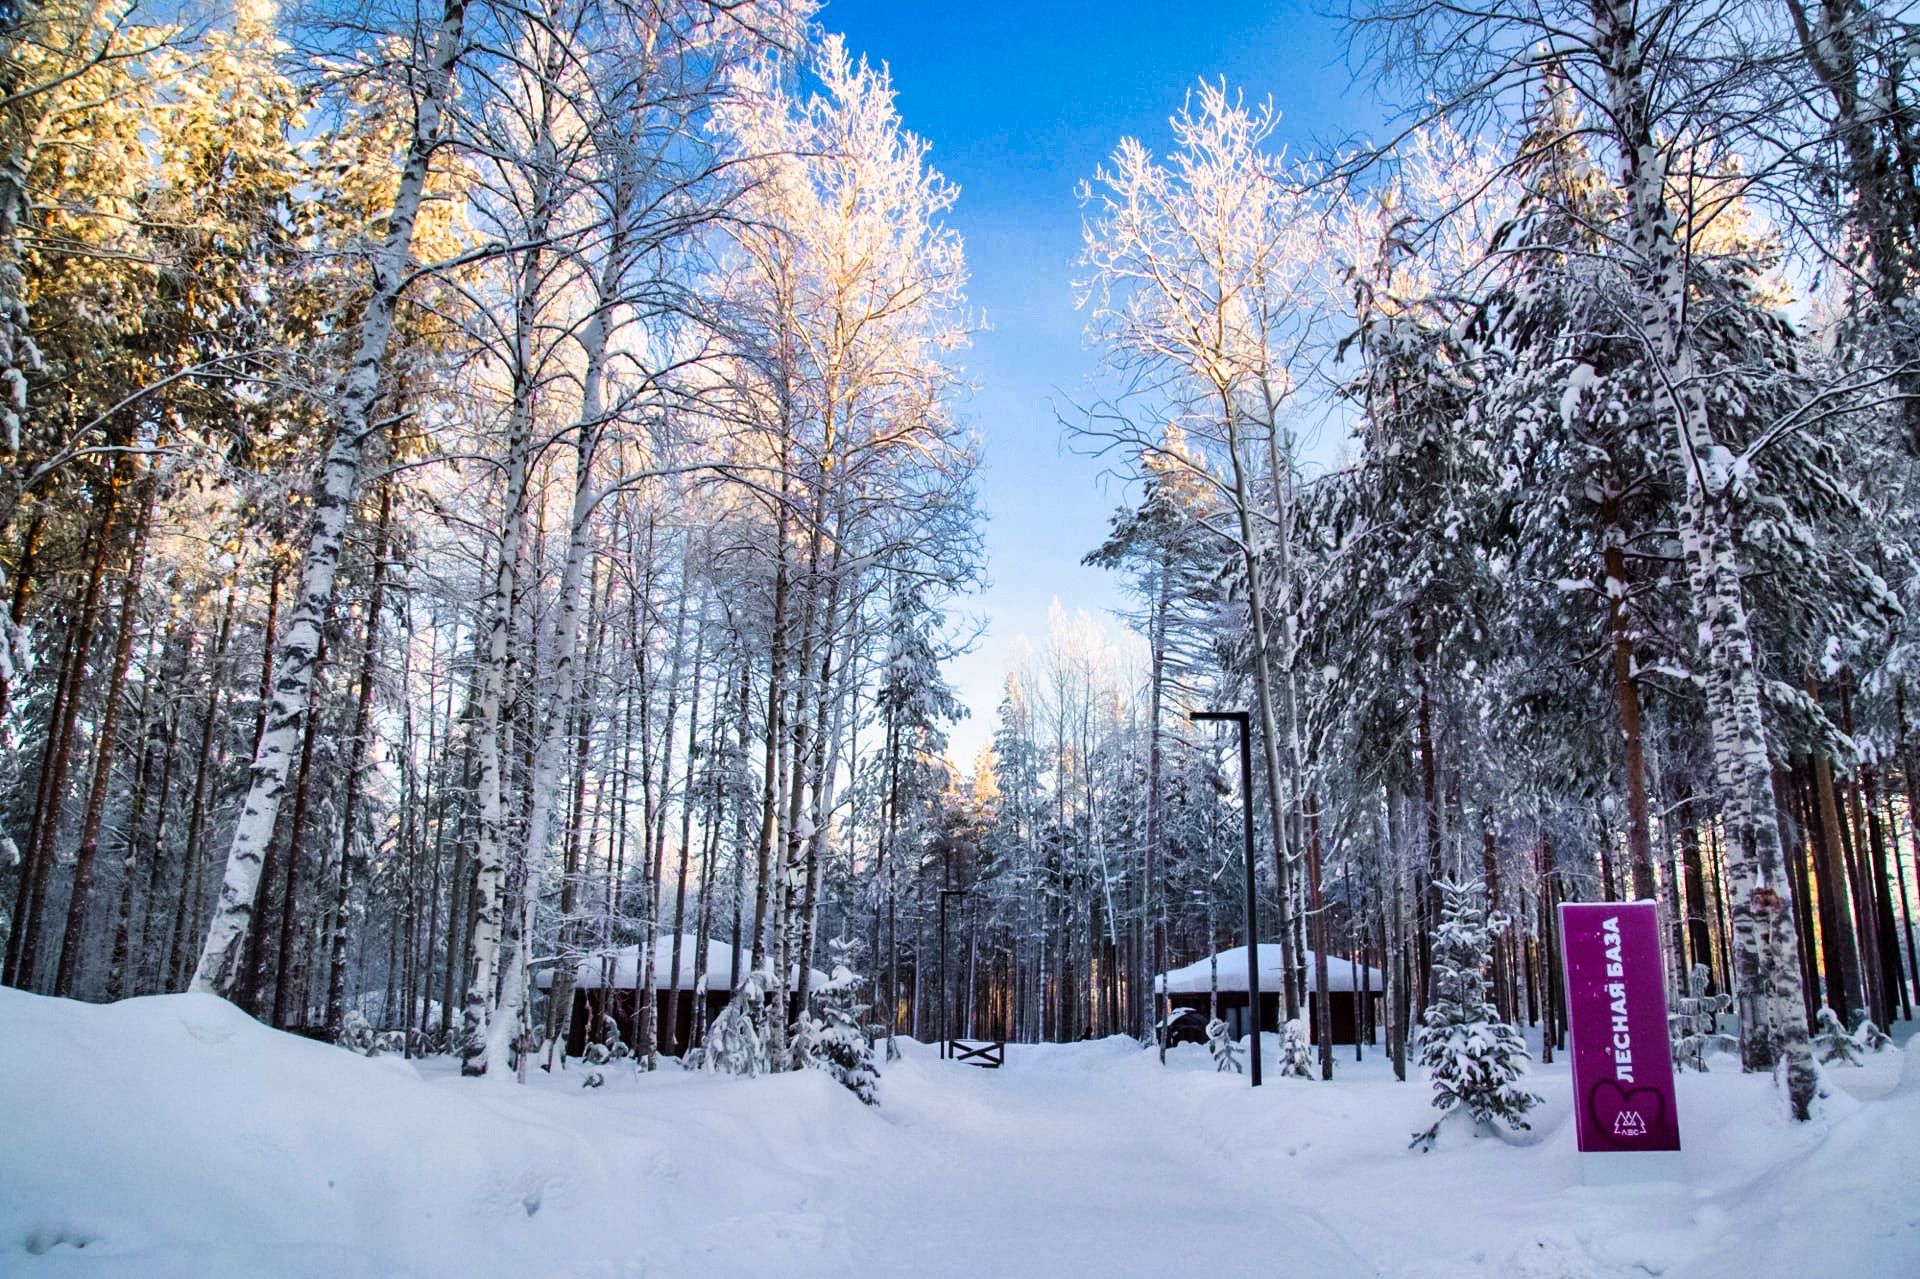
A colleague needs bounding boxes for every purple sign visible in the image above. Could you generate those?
[1558,902,1681,1154]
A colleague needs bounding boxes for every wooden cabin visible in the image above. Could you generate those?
[1155,944,1385,1045]
[535,935,829,1058]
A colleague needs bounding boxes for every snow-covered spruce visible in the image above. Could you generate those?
[1669,963,1736,1073]
[1279,1018,1313,1079]
[1206,1017,1242,1074]
[1410,879,1540,1150]
[699,971,772,1078]
[1814,1007,1891,1066]
[795,961,879,1105]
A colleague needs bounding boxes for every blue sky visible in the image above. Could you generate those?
[820,0,1370,762]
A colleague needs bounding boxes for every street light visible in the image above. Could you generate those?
[938,886,969,1059]
[1190,709,1261,1087]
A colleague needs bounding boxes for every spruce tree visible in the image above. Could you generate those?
[801,951,879,1105]
[1411,878,1540,1149]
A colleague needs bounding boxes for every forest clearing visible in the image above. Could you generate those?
[5,986,1917,1277]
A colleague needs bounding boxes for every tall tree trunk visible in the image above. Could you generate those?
[1597,0,1817,1114]
[1219,396,1301,1019]
[325,484,392,1040]
[662,596,707,1056]
[107,628,168,1002]
[165,581,239,991]
[1307,796,1333,1079]
[193,0,472,996]
[268,666,324,1028]
[55,467,156,997]
[1603,525,1656,899]
[1808,741,1864,1023]
[7,467,120,989]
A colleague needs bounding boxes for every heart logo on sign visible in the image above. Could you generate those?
[1587,1079,1665,1143]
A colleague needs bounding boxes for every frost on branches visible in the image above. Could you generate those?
[1411,879,1540,1151]
[1669,963,1736,1073]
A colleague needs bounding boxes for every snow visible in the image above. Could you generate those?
[1155,942,1384,994]
[532,933,829,992]
[5,986,1920,1276]
[1559,361,1599,427]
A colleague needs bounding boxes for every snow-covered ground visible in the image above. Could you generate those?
[4,987,1918,1277]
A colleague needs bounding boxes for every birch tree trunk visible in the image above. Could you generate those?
[1594,0,1818,1116]
[193,0,471,996]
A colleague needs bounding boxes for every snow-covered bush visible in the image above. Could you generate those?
[790,1009,822,1070]
[1410,878,1540,1150]
[699,971,772,1077]
[1279,1018,1312,1078]
[1668,962,1735,1072]
[1206,1018,1241,1073]
[1813,1006,1889,1065]
[1814,1005,1860,1065]
[583,1040,612,1066]
[338,1010,376,1055]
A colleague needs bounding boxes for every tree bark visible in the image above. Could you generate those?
[193,0,471,997]
[54,467,156,997]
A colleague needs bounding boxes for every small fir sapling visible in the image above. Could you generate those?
[581,1070,605,1088]
[1206,1017,1242,1073]
[1812,1006,1887,1064]
[1813,1005,1859,1065]
[597,1013,632,1060]
[1853,1017,1893,1052]
[1279,1018,1313,1078]
[338,1010,376,1055]
[1668,962,1736,1072]
[789,1009,822,1070]
[700,970,772,1077]
[1410,878,1541,1150]
[800,946,880,1105]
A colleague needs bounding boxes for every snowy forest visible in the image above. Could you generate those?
[7,0,1920,1250]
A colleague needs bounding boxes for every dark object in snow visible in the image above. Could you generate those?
[1161,1006,1205,1048]
[946,1038,1004,1068]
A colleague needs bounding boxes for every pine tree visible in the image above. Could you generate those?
[1411,878,1539,1149]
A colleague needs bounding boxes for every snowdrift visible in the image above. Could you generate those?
[3,986,1919,1277]
[0,988,887,1276]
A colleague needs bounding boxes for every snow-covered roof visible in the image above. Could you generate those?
[534,934,829,993]
[1155,944,1383,995]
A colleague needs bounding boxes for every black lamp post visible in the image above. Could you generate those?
[1191,709,1261,1087]
[938,886,968,1058]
